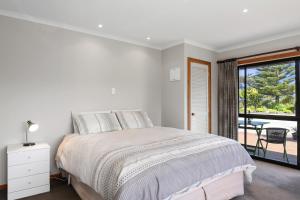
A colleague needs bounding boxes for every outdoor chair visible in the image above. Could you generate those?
[261,127,289,163]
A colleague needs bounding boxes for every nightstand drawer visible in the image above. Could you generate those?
[8,161,49,179]
[8,185,50,200]
[8,173,49,193]
[8,148,49,166]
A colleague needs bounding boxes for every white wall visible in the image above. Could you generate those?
[161,44,185,128]
[161,43,218,134]
[0,15,162,184]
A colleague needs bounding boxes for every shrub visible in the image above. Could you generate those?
[282,109,293,114]
[267,109,278,114]
[247,106,255,113]
[256,107,267,113]
[274,104,285,111]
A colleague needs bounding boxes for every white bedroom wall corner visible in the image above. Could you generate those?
[161,43,218,133]
[161,44,185,129]
[183,44,188,130]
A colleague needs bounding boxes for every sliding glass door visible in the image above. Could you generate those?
[238,58,300,168]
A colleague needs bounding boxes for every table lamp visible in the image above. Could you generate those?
[24,120,39,146]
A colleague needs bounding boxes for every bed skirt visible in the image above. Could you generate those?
[70,171,244,200]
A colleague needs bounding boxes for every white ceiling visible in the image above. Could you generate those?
[1,0,300,51]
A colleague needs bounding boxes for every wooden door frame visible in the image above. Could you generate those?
[187,57,212,133]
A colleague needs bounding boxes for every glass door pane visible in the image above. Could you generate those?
[246,61,296,116]
[238,59,298,167]
[244,118,297,165]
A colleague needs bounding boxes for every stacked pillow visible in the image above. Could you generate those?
[115,111,153,129]
[72,110,154,134]
[72,111,122,134]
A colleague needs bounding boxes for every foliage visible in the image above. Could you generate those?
[239,62,296,115]
[247,88,262,111]
[248,63,295,104]
[256,107,267,113]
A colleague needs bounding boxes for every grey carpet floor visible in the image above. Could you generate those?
[0,160,299,200]
[234,161,300,200]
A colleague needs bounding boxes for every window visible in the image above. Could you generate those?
[240,61,296,116]
[238,58,300,167]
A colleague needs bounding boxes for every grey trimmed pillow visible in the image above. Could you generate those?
[74,113,101,134]
[96,113,122,132]
[115,111,154,129]
[73,111,121,134]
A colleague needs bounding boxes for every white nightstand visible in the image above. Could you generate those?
[7,143,50,200]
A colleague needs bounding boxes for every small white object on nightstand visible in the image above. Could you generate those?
[7,143,50,200]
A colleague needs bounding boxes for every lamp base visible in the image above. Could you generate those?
[23,142,36,147]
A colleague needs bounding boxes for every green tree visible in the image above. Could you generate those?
[240,88,262,112]
[247,88,262,111]
[248,63,295,105]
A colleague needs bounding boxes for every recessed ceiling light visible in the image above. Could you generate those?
[146,37,151,40]
[98,24,103,28]
[243,8,248,13]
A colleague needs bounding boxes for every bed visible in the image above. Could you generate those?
[56,125,256,200]
[56,110,255,200]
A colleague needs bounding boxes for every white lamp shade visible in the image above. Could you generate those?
[27,121,39,132]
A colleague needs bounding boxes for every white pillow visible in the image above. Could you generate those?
[72,114,80,133]
[72,111,110,134]
[96,113,122,132]
[115,110,154,129]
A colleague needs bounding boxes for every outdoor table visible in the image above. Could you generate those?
[238,119,270,156]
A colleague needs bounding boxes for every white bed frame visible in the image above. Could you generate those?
[69,171,244,200]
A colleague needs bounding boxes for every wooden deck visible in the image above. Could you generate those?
[238,129,297,165]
